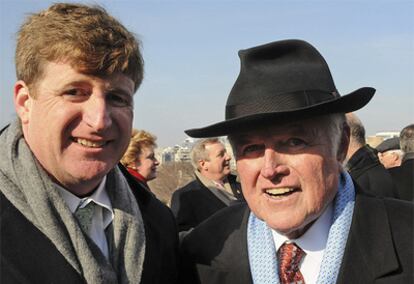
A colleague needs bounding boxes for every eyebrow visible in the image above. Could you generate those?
[60,80,89,89]
[106,87,134,97]
[60,78,133,96]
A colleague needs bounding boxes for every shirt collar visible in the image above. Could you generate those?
[55,176,114,228]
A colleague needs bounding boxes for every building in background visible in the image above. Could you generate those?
[367,131,400,148]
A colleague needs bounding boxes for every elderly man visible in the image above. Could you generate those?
[171,138,243,233]
[180,40,413,283]
[376,137,402,169]
[389,124,414,201]
[0,3,178,283]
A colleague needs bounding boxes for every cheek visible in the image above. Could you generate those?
[295,156,338,206]
[28,105,69,145]
[140,161,151,172]
[113,110,133,147]
[237,161,261,193]
[115,107,133,122]
[113,108,133,130]
[219,159,224,168]
[313,160,339,205]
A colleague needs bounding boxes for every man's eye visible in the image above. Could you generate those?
[217,151,226,158]
[285,138,307,147]
[107,93,132,107]
[64,89,86,97]
[240,144,265,158]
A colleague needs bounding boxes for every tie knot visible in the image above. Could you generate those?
[277,242,306,284]
[74,200,96,233]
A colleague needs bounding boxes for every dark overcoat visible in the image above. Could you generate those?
[347,145,396,198]
[179,187,413,283]
[0,164,179,284]
[389,154,414,202]
[170,174,243,232]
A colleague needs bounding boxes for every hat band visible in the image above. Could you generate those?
[225,90,338,119]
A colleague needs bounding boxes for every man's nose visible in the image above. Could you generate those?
[83,95,112,132]
[260,148,289,180]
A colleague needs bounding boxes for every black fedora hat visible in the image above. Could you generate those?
[185,40,375,138]
[185,39,375,138]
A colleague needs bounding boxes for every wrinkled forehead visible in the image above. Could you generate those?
[228,119,323,146]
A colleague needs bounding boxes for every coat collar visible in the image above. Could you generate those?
[216,204,253,283]
[402,152,414,163]
[118,163,155,206]
[337,192,399,282]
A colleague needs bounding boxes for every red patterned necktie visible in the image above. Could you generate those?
[277,242,306,284]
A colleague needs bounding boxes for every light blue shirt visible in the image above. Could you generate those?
[56,176,114,259]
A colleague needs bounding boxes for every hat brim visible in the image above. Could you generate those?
[185,87,375,138]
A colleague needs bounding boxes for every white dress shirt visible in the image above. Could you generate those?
[56,176,114,259]
[272,203,333,284]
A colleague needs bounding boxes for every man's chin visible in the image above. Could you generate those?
[66,161,112,182]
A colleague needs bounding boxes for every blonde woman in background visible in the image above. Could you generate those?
[121,129,160,191]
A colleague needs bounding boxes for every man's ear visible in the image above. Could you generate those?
[337,123,350,162]
[390,152,399,163]
[14,81,32,124]
[199,160,207,171]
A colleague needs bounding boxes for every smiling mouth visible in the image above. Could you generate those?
[73,138,107,148]
[265,187,298,197]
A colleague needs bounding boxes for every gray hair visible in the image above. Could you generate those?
[323,113,347,156]
[386,149,404,159]
[346,113,366,146]
[400,124,414,153]
[190,138,221,171]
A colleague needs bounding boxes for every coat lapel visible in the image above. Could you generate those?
[228,206,253,283]
[199,205,252,284]
[337,194,399,283]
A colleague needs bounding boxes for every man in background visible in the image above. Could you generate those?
[376,137,402,169]
[345,113,395,197]
[0,3,178,283]
[389,124,414,201]
[171,138,243,233]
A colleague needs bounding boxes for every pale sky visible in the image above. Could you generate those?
[1,0,413,147]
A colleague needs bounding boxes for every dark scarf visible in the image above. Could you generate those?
[127,167,148,185]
